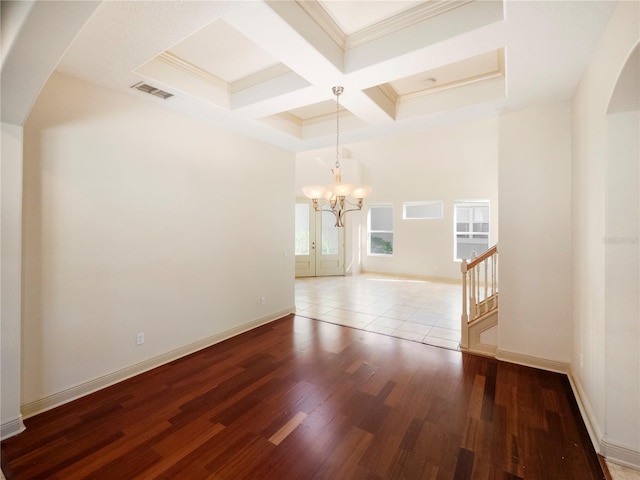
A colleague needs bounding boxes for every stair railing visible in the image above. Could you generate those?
[460,244,498,350]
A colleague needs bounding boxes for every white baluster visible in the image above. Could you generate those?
[491,253,497,309]
[470,253,477,320]
[460,259,469,350]
[483,258,488,314]
[473,266,480,318]
[461,259,468,323]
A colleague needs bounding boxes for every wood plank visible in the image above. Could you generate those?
[1,315,606,480]
[268,411,308,445]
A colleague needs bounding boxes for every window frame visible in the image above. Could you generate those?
[367,204,394,257]
[453,201,490,261]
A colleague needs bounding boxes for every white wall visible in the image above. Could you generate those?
[1,123,26,438]
[296,118,499,280]
[20,73,295,410]
[572,1,640,468]
[498,103,573,366]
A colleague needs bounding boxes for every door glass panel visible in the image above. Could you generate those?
[295,203,310,255]
[321,206,339,255]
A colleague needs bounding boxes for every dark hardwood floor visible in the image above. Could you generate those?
[2,315,604,479]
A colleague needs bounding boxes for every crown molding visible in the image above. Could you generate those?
[301,110,340,126]
[299,0,473,51]
[398,70,504,103]
[296,0,346,50]
[157,52,228,91]
[396,49,505,104]
[377,83,399,105]
[157,52,292,97]
[230,64,293,94]
[349,0,473,50]
[277,111,304,127]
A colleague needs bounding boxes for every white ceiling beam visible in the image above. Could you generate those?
[224,1,344,87]
[345,1,504,75]
[220,1,350,120]
[339,88,396,126]
[230,72,311,111]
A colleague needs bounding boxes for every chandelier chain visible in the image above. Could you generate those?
[335,88,340,170]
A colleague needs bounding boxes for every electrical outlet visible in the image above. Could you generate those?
[260,296,266,305]
[136,332,145,345]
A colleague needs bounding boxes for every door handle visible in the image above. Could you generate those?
[312,242,316,249]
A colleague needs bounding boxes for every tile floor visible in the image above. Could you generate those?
[606,460,640,480]
[295,273,462,351]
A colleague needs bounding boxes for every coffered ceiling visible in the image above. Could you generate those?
[6,1,619,151]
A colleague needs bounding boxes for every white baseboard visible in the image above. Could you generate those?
[567,372,603,457]
[602,438,640,470]
[567,372,640,470]
[21,307,295,420]
[495,348,570,374]
[0,415,25,441]
[359,270,462,284]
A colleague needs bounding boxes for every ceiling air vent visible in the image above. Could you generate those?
[130,82,174,100]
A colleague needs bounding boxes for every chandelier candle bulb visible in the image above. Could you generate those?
[302,186,328,199]
[352,186,372,199]
[331,183,354,197]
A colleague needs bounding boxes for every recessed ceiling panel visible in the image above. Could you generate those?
[389,50,504,98]
[319,0,422,35]
[288,100,340,121]
[167,19,279,83]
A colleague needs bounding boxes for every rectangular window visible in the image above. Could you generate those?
[403,201,443,220]
[368,205,394,256]
[454,201,490,260]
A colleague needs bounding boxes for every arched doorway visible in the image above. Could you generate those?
[603,41,640,463]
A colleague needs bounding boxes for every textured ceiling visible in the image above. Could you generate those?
[6,0,619,152]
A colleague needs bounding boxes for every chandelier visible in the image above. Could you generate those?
[302,86,372,227]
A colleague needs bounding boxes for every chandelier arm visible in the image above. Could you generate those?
[321,206,341,228]
[311,203,361,215]
[334,207,364,228]
[337,207,364,217]
[343,198,364,207]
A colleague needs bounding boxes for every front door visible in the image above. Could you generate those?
[295,199,344,277]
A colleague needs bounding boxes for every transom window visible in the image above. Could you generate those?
[403,201,443,220]
[454,201,489,260]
